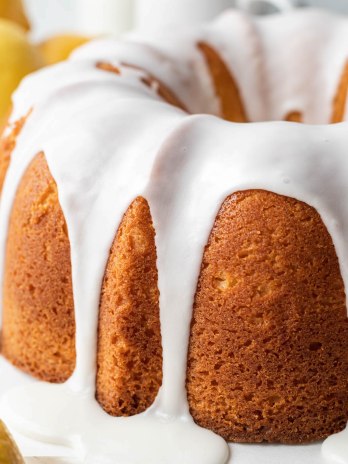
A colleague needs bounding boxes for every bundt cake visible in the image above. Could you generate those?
[0,7,347,464]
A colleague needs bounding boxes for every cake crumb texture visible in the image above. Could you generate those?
[96,196,162,416]
[187,190,348,443]
[1,152,75,382]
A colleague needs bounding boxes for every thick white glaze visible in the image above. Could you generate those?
[0,8,348,464]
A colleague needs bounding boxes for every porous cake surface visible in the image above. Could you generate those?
[187,190,348,443]
[2,153,75,382]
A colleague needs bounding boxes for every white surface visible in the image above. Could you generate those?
[135,0,232,31]
[0,357,74,459]
[25,0,77,41]
[0,357,327,463]
[76,0,133,36]
[25,459,77,463]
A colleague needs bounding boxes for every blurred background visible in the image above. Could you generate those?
[0,0,347,128]
[24,0,348,40]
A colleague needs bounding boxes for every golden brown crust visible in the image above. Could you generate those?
[187,190,348,443]
[198,42,248,123]
[1,152,162,413]
[284,111,303,123]
[331,60,348,123]
[96,62,121,74]
[0,114,28,194]
[139,74,188,112]
[1,152,75,382]
[96,196,162,416]
[98,61,188,112]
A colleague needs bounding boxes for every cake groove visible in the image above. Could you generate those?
[198,42,248,123]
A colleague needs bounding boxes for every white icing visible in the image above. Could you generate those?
[0,8,348,464]
[124,8,348,123]
[256,11,348,123]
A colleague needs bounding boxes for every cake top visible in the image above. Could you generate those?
[9,8,348,125]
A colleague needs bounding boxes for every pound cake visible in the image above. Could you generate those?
[0,8,347,464]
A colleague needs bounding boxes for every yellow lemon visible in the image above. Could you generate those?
[0,420,25,463]
[0,0,29,30]
[0,19,43,126]
[40,34,91,65]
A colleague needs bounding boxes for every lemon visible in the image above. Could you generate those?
[0,0,29,30]
[0,19,43,126]
[0,420,25,463]
[39,34,90,65]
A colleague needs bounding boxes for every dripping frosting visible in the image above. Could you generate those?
[0,8,348,464]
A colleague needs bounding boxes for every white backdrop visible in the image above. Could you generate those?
[24,0,348,41]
